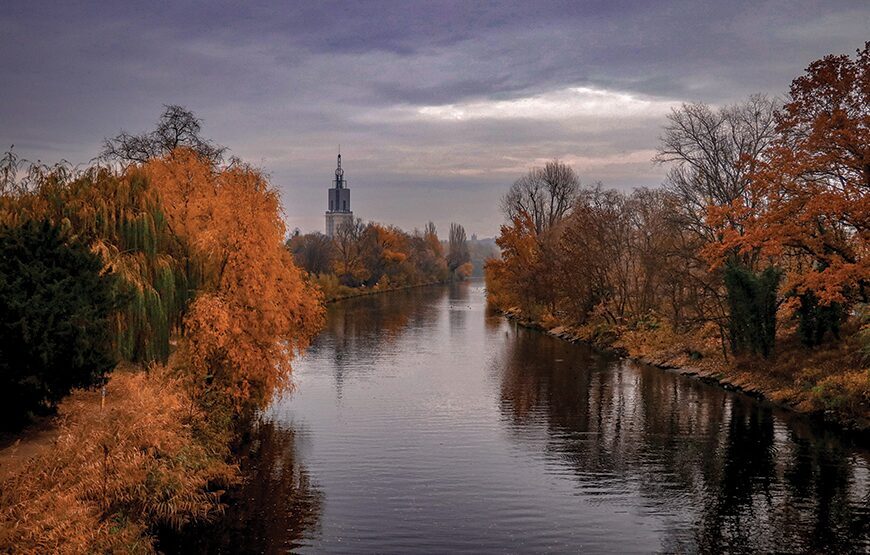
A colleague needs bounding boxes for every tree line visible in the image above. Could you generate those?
[288,220,473,300]
[487,43,869,361]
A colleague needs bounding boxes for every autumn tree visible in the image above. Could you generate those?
[711,43,869,345]
[288,232,336,275]
[447,222,472,279]
[552,186,676,325]
[332,217,368,286]
[359,223,411,288]
[489,161,583,316]
[654,96,780,344]
[501,159,580,235]
[0,152,196,363]
[102,105,226,166]
[424,221,442,256]
[143,150,323,411]
[409,222,449,283]
[486,213,543,314]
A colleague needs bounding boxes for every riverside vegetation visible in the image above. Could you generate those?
[0,108,324,552]
[288,221,474,302]
[486,44,869,429]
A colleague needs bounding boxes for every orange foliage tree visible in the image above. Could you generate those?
[360,222,410,288]
[711,43,869,308]
[144,150,324,410]
[486,213,545,314]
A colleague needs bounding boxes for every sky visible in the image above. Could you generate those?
[1,1,868,237]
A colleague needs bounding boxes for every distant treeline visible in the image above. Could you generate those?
[288,220,496,300]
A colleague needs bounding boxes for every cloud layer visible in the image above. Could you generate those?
[1,1,868,235]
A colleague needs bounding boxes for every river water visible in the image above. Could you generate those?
[171,281,870,553]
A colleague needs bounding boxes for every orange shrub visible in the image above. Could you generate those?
[0,367,236,553]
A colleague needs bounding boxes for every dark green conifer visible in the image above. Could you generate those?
[0,221,118,430]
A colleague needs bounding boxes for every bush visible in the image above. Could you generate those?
[724,261,781,358]
[0,220,118,430]
[0,367,237,552]
[796,290,843,346]
[809,369,870,416]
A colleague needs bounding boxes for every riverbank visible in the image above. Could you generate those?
[0,363,238,553]
[498,307,870,435]
[321,278,457,304]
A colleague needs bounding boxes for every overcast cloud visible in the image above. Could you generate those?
[1,1,868,236]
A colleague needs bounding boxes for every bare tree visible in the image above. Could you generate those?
[423,221,438,241]
[653,95,780,346]
[332,218,367,286]
[101,105,226,165]
[447,222,470,273]
[287,232,335,275]
[501,159,580,235]
[655,94,779,241]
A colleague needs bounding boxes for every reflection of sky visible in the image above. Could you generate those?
[3,2,869,236]
[256,283,870,552]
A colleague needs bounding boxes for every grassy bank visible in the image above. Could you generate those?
[499,307,870,434]
[0,363,238,553]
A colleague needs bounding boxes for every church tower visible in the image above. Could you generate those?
[325,150,353,238]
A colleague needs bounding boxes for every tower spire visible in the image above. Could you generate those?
[326,147,352,237]
[335,147,344,186]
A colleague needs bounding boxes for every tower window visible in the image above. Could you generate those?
[330,199,333,211]
[343,200,347,211]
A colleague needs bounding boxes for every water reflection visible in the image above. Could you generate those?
[162,421,323,553]
[171,282,870,553]
[497,326,870,552]
[321,287,444,397]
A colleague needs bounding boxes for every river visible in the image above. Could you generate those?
[169,281,870,553]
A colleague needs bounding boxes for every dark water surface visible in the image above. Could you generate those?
[172,282,870,553]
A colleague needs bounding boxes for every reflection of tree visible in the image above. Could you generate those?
[773,425,870,553]
[495,328,870,552]
[160,420,324,553]
[693,400,776,551]
[484,303,504,333]
[447,281,470,337]
[323,286,445,396]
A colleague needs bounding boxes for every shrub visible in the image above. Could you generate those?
[0,367,237,553]
[0,220,118,430]
[796,290,843,346]
[723,261,781,358]
[810,369,870,417]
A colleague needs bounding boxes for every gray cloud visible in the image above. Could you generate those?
[1,0,868,236]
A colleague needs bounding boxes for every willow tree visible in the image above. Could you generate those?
[144,150,324,411]
[0,154,197,363]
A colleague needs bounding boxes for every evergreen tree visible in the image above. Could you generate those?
[723,261,781,358]
[796,291,842,347]
[0,221,118,430]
